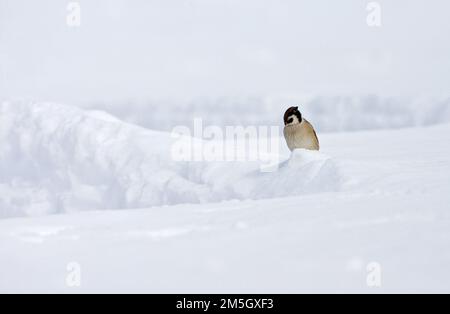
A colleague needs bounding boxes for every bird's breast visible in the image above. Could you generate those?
[283,122,319,151]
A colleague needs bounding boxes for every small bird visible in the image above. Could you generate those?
[283,106,320,151]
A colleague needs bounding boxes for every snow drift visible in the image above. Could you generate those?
[0,101,207,217]
[0,101,341,218]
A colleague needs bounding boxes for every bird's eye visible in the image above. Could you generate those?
[287,117,293,124]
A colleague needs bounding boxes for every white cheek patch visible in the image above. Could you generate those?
[286,115,300,126]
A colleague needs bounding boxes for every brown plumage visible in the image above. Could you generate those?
[283,106,319,151]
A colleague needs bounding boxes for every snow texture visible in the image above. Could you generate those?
[0,101,340,218]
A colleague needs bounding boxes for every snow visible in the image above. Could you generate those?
[0,101,189,217]
[1,101,450,293]
[0,101,340,218]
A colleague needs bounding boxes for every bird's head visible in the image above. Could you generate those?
[283,106,302,126]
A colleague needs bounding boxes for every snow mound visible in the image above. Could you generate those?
[0,101,342,218]
[228,149,340,199]
[0,101,210,218]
